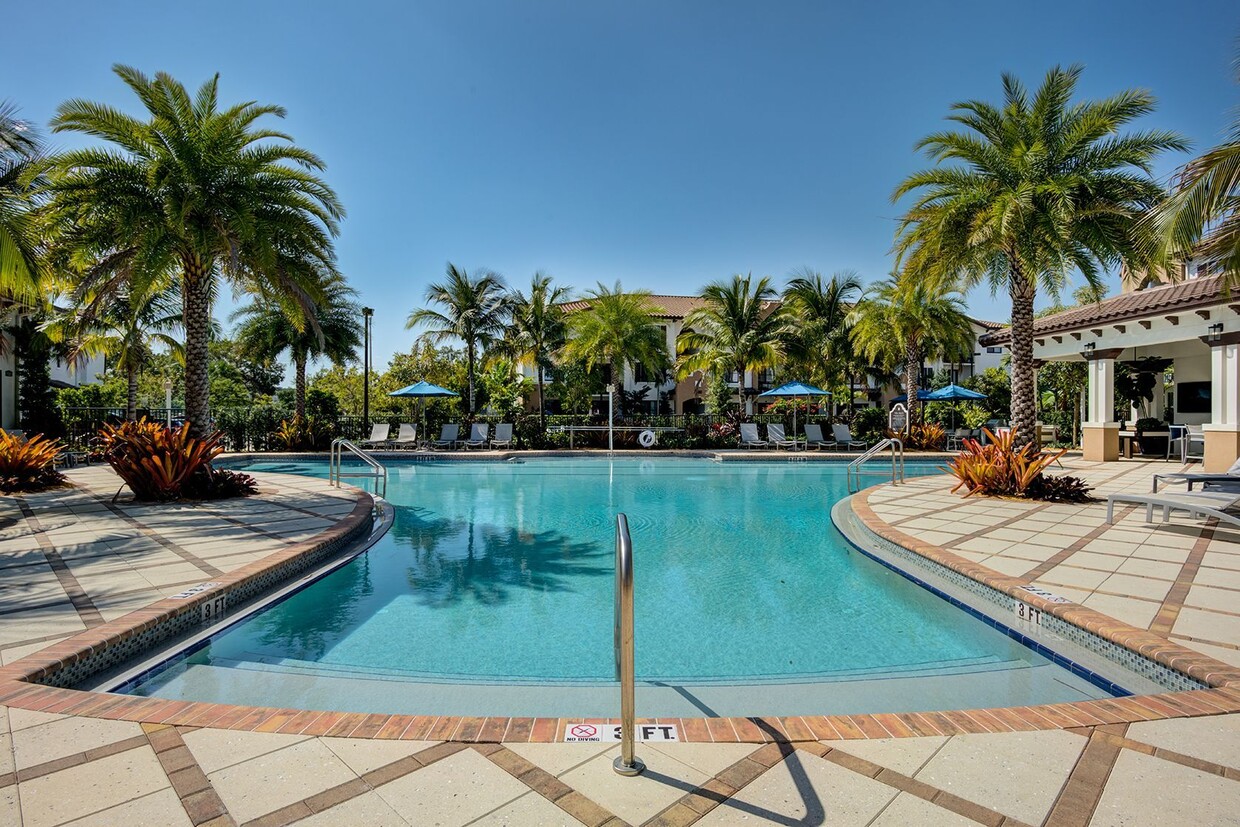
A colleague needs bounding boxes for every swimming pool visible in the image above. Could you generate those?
[113,457,1118,716]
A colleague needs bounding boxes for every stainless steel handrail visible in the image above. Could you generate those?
[612,513,644,776]
[847,437,904,493]
[329,438,388,498]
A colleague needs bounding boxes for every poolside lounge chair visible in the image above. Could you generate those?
[1152,458,1240,493]
[462,423,489,449]
[430,424,460,449]
[1106,490,1240,530]
[947,428,971,451]
[766,423,798,450]
[359,423,390,448]
[831,424,868,451]
[490,423,514,449]
[388,423,419,449]
[739,423,765,449]
[804,423,833,450]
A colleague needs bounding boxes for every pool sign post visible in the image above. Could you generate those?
[607,384,616,452]
[889,403,908,435]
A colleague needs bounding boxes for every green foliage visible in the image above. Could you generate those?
[1135,417,1166,433]
[705,370,733,418]
[948,427,1073,500]
[676,274,787,394]
[963,368,1011,421]
[11,317,64,436]
[0,101,47,301]
[852,407,888,443]
[1024,473,1094,504]
[479,359,531,421]
[564,282,669,415]
[547,357,602,415]
[959,403,992,430]
[209,376,252,409]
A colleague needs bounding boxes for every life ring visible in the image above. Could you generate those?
[638,429,657,448]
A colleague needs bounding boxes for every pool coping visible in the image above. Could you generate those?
[1,475,1238,745]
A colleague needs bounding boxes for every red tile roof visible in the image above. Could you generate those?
[560,294,709,320]
[978,275,1232,346]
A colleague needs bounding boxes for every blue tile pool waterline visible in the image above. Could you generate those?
[115,458,1116,714]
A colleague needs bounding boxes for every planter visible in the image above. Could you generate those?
[1137,431,1170,457]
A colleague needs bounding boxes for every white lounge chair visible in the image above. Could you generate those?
[430,424,460,449]
[359,423,390,448]
[766,423,798,450]
[1153,458,1240,493]
[947,428,971,451]
[739,423,765,449]
[832,424,869,451]
[490,423,514,449]
[804,423,833,450]
[462,423,489,449]
[1106,490,1240,529]
[389,423,419,449]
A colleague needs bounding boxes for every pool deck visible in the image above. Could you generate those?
[1,459,1239,825]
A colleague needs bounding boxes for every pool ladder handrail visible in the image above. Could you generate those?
[613,513,644,776]
[846,437,904,493]
[329,438,388,498]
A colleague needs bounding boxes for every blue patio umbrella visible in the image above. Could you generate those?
[892,390,935,402]
[758,381,832,437]
[389,381,460,436]
[925,384,988,431]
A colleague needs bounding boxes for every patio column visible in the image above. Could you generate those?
[1201,332,1240,472]
[1082,348,1123,462]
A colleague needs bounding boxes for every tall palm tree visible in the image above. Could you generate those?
[499,272,570,432]
[47,65,343,436]
[893,65,1184,445]
[0,101,47,301]
[780,269,863,392]
[1149,57,1240,279]
[233,274,362,419]
[562,282,668,417]
[676,274,786,415]
[407,264,509,415]
[850,272,975,425]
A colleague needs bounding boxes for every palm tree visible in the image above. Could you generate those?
[676,274,786,415]
[780,269,863,393]
[499,272,570,433]
[233,275,362,419]
[850,272,975,425]
[407,264,509,415]
[562,282,668,417]
[1149,57,1240,279]
[893,65,1184,444]
[0,101,47,301]
[47,66,343,436]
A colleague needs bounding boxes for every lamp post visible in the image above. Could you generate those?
[607,384,615,453]
[362,307,374,427]
[163,378,173,428]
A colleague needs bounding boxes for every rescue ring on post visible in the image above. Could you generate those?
[638,429,657,448]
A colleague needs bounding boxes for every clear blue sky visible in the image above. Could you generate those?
[11,1,1239,367]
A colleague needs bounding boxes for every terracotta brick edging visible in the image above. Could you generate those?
[3,476,1240,745]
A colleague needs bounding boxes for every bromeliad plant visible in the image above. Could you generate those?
[947,427,1089,501]
[100,418,229,501]
[0,431,66,493]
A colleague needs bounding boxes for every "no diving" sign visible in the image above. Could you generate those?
[563,723,679,743]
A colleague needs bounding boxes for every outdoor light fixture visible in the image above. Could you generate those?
[1208,323,1224,344]
[362,307,374,425]
[1084,341,1096,353]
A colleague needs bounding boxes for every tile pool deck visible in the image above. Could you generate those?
[0,458,1237,825]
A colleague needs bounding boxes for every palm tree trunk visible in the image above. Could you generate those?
[466,341,476,416]
[537,364,546,434]
[905,340,921,426]
[1008,265,1037,448]
[126,363,138,421]
[610,359,620,419]
[181,257,213,438]
[294,352,307,420]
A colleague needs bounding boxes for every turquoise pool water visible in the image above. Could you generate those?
[115,458,1114,715]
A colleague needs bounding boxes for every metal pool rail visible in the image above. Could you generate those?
[847,437,905,493]
[329,438,388,498]
[613,513,644,776]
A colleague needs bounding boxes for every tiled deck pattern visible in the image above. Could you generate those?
[0,459,1238,824]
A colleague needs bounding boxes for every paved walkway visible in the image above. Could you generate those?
[1,461,1239,825]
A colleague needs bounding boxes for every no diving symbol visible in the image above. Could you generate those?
[569,724,598,739]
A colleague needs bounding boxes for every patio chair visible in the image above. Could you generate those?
[462,423,489,449]
[388,423,419,449]
[804,423,833,450]
[766,423,798,450]
[1152,457,1240,493]
[358,423,390,448]
[490,423,514,449]
[947,428,971,451]
[430,424,460,450]
[831,424,868,451]
[739,423,765,449]
[1106,490,1240,530]
[1182,425,1205,463]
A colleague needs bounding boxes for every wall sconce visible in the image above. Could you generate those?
[1208,323,1224,344]
[1083,341,1096,356]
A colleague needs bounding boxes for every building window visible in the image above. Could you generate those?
[986,347,1002,354]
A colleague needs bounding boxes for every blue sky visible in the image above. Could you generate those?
[11,1,1239,367]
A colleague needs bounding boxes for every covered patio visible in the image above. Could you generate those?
[980,274,1240,471]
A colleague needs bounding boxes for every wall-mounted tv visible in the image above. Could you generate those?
[1177,381,1212,414]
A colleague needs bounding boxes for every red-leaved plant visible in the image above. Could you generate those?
[100,418,225,501]
[947,427,1069,498]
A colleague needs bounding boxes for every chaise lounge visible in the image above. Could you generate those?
[1152,458,1240,492]
[1106,490,1240,530]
